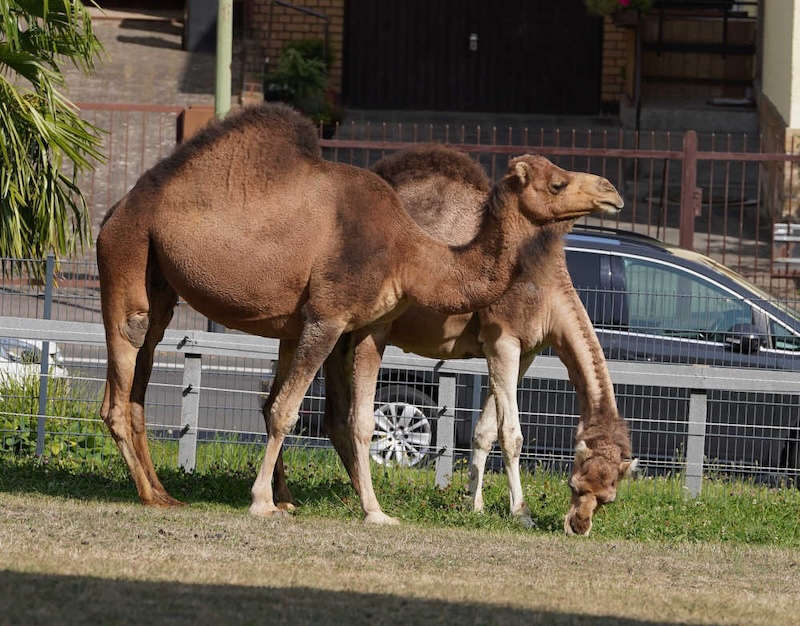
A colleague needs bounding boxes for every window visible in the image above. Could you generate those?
[622,258,752,340]
[770,319,800,351]
[566,251,625,329]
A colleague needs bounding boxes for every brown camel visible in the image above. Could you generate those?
[96,105,623,517]
[271,146,635,533]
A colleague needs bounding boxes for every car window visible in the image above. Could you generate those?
[566,251,626,328]
[622,257,752,340]
[770,319,800,351]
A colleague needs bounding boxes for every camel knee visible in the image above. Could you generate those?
[121,312,149,348]
[472,428,495,454]
[500,429,523,460]
[103,405,131,440]
[269,406,299,437]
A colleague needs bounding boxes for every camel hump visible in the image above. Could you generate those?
[372,145,490,193]
[147,103,321,185]
[188,103,320,159]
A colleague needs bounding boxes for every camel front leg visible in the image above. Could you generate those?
[324,328,398,524]
[486,336,534,527]
[250,317,346,517]
[264,339,298,512]
[469,393,497,514]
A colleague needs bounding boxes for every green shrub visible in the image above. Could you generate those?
[263,37,342,129]
[0,373,114,463]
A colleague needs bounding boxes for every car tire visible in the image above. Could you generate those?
[371,384,437,468]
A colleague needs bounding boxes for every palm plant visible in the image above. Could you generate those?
[0,1,103,264]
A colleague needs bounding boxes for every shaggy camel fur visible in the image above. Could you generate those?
[96,105,623,517]
[271,147,634,533]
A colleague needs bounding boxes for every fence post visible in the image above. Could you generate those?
[434,372,457,489]
[35,253,55,457]
[178,353,202,472]
[684,389,707,497]
[679,129,699,250]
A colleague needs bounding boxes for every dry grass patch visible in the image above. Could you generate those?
[1,492,799,625]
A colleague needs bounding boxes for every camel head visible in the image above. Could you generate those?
[504,155,623,224]
[563,439,639,536]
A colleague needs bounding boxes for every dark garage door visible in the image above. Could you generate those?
[344,0,603,114]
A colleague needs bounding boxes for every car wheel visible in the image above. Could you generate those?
[371,385,436,468]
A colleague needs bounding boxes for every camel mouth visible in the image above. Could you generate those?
[595,198,624,214]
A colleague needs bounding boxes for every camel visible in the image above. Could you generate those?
[270,146,635,534]
[96,104,624,517]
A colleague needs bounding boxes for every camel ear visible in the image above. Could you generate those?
[620,458,639,477]
[511,160,532,187]
[574,440,593,463]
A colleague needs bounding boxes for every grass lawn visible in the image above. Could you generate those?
[1,448,800,624]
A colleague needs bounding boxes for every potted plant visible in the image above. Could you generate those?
[585,0,653,25]
[263,38,342,138]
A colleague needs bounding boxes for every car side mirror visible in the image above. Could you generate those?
[723,323,764,354]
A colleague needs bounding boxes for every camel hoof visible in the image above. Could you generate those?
[144,493,185,508]
[364,511,400,525]
[514,513,535,529]
[249,502,290,518]
[512,504,535,529]
[276,501,296,512]
[464,492,485,513]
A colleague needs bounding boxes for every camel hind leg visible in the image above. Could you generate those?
[128,271,181,506]
[97,223,170,505]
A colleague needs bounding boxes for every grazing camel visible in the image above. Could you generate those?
[271,146,635,534]
[96,105,623,517]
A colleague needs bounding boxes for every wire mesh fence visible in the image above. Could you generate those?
[0,295,797,501]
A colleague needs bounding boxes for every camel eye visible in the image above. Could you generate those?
[550,180,568,194]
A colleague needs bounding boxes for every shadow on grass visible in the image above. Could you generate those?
[0,569,687,626]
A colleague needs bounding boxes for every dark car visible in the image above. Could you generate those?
[292,226,800,477]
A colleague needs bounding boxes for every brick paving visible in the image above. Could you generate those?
[63,11,218,107]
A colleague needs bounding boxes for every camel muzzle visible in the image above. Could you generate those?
[564,508,593,536]
[588,176,624,214]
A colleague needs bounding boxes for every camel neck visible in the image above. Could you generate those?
[548,272,622,433]
[401,186,523,314]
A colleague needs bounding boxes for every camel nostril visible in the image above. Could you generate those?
[598,178,615,192]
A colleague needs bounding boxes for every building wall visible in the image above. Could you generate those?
[759,0,800,217]
[761,0,799,127]
[247,0,345,94]
[245,5,628,111]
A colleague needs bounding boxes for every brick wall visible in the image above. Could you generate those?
[601,18,636,107]
[247,0,345,95]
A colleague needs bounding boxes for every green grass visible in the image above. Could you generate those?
[2,442,799,548]
[3,374,798,548]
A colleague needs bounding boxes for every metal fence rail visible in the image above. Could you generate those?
[1,314,797,496]
[318,129,800,300]
[68,103,800,303]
